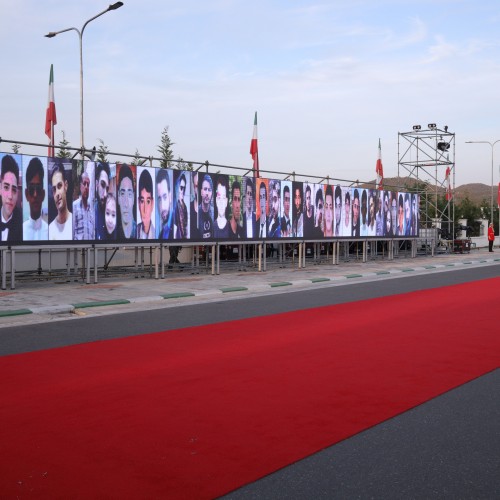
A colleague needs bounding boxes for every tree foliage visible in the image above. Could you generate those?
[96,138,110,163]
[158,126,175,168]
[56,131,71,159]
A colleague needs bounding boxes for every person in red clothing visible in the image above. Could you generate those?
[488,222,495,252]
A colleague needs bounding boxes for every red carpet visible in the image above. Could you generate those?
[0,278,499,498]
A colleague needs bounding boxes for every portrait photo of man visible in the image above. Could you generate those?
[267,180,281,238]
[137,167,155,240]
[174,171,189,240]
[323,184,334,238]
[280,181,292,238]
[73,162,95,240]
[48,159,73,241]
[198,173,214,239]
[242,177,255,239]
[229,178,244,239]
[0,153,23,242]
[22,156,48,241]
[292,181,303,238]
[95,162,111,240]
[342,187,351,237]
[351,188,360,237]
[256,179,268,238]
[334,185,342,237]
[156,168,174,240]
[117,164,136,240]
[303,182,314,238]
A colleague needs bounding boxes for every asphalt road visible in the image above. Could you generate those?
[0,264,498,356]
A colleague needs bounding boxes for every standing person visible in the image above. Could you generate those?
[0,154,23,242]
[292,182,303,237]
[198,174,214,239]
[73,165,95,240]
[137,169,155,239]
[488,222,495,252]
[157,168,173,240]
[229,179,244,239]
[95,162,111,240]
[174,173,188,239]
[48,161,72,240]
[23,157,48,241]
[117,164,136,240]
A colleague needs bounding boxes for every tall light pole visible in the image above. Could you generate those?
[45,2,124,157]
[465,139,500,227]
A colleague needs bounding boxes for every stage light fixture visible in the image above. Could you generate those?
[428,123,436,129]
[437,141,450,152]
[413,125,421,131]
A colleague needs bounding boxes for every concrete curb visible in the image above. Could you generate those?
[0,256,498,318]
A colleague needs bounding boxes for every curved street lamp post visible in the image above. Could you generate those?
[45,2,124,158]
[465,139,500,229]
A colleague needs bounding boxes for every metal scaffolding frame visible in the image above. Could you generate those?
[398,125,455,238]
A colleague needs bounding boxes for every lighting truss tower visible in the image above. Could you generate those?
[398,124,455,238]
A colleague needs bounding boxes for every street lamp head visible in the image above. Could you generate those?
[45,32,57,38]
[108,2,124,10]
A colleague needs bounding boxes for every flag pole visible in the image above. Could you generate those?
[45,64,57,157]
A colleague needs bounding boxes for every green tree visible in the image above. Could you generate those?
[456,195,482,236]
[96,138,110,163]
[56,131,72,159]
[158,126,175,168]
[132,148,142,166]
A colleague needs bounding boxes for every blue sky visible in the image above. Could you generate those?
[2,0,500,186]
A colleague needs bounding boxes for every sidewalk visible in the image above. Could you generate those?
[1,249,499,324]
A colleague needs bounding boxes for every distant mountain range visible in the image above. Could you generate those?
[364,177,492,206]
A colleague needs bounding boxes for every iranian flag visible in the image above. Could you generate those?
[250,111,259,178]
[375,138,384,190]
[445,166,452,201]
[45,64,57,157]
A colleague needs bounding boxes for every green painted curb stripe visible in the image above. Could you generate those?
[424,266,436,269]
[0,309,32,318]
[310,278,330,283]
[162,292,195,299]
[464,262,472,264]
[221,287,248,293]
[401,268,414,272]
[345,274,362,279]
[270,281,292,287]
[73,299,130,309]
[376,271,390,275]
[445,264,455,267]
